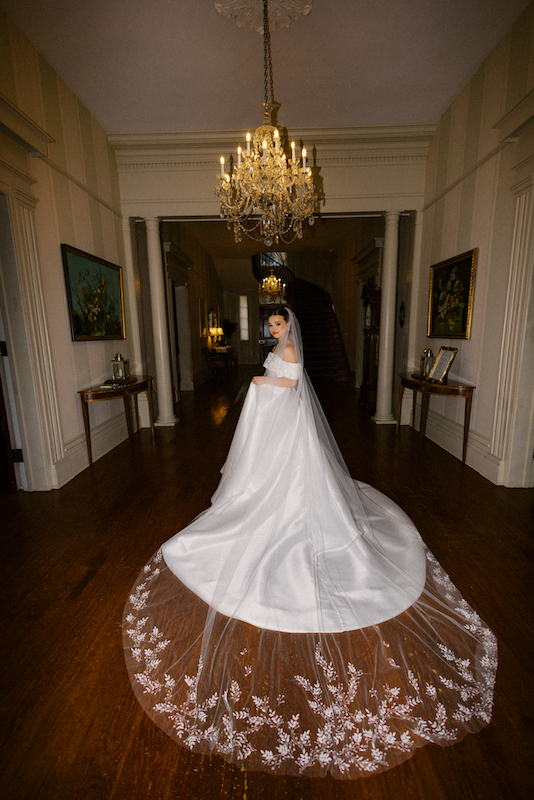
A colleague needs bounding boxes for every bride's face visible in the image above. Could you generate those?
[268,315,286,339]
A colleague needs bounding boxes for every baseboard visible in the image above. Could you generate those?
[52,413,130,488]
[420,409,505,484]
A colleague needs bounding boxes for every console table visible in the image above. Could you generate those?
[396,373,475,463]
[78,376,154,465]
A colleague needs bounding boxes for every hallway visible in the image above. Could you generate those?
[1,369,533,800]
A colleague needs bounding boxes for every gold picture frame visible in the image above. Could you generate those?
[61,244,126,341]
[427,346,458,383]
[427,249,477,339]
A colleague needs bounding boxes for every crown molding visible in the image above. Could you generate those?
[109,123,435,150]
[109,124,435,168]
[0,93,54,156]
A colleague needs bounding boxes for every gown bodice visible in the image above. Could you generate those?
[263,351,302,380]
[160,349,426,633]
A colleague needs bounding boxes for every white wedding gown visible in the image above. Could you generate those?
[123,319,497,780]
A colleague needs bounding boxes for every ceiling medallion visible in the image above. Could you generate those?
[214,0,313,32]
[215,0,318,247]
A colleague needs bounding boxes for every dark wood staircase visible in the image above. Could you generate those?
[291,277,353,382]
[252,256,353,382]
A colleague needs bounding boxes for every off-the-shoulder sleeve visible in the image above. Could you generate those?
[277,359,302,380]
[263,352,302,380]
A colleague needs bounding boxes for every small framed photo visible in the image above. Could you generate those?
[61,245,125,341]
[427,346,458,383]
[427,249,477,338]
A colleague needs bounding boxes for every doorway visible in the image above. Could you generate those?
[0,373,17,493]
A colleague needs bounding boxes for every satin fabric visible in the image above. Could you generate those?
[162,353,426,632]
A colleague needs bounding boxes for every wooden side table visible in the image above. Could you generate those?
[78,376,155,465]
[396,373,475,463]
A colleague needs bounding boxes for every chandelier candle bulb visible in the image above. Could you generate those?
[291,141,296,163]
[237,146,242,166]
[220,156,225,178]
[274,129,279,151]
[246,133,251,155]
[302,148,307,171]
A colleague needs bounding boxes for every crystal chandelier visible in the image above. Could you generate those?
[258,268,286,303]
[215,0,317,247]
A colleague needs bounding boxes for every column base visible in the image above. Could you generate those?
[371,414,396,425]
[155,416,179,427]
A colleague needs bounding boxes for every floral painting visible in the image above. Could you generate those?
[427,249,477,339]
[61,245,125,341]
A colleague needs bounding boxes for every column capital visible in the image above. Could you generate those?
[144,216,161,230]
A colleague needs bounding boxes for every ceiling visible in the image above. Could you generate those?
[1,0,530,280]
[0,0,529,134]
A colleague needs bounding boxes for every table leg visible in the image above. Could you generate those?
[396,385,404,434]
[80,397,92,465]
[146,381,155,435]
[463,389,473,463]
[123,396,134,439]
[412,389,418,431]
[133,394,140,431]
[420,392,430,446]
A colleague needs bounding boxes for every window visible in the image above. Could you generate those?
[239,295,249,341]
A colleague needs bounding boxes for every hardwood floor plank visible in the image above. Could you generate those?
[1,369,533,799]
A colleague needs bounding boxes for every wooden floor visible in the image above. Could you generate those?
[1,368,533,800]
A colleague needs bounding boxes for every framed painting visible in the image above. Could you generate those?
[61,245,125,341]
[427,249,477,339]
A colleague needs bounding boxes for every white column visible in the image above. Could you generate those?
[373,211,401,424]
[145,217,178,426]
[491,175,534,486]
[8,188,64,488]
[122,216,144,376]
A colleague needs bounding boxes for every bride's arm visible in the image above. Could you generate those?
[252,375,297,387]
[253,342,299,386]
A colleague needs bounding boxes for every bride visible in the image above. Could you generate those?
[123,307,497,779]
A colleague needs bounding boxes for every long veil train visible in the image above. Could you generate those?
[123,308,497,779]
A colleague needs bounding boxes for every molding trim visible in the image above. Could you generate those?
[423,142,508,211]
[39,155,123,218]
[492,87,534,142]
[0,93,54,156]
[117,153,427,172]
[0,158,36,190]
[109,123,436,152]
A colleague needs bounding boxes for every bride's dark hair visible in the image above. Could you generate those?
[268,306,290,321]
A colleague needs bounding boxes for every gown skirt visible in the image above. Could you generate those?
[123,355,497,779]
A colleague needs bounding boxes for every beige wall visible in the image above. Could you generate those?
[415,2,534,485]
[0,11,130,488]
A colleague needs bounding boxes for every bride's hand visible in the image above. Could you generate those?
[252,376,264,385]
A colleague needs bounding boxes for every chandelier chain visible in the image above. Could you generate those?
[263,0,274,110]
